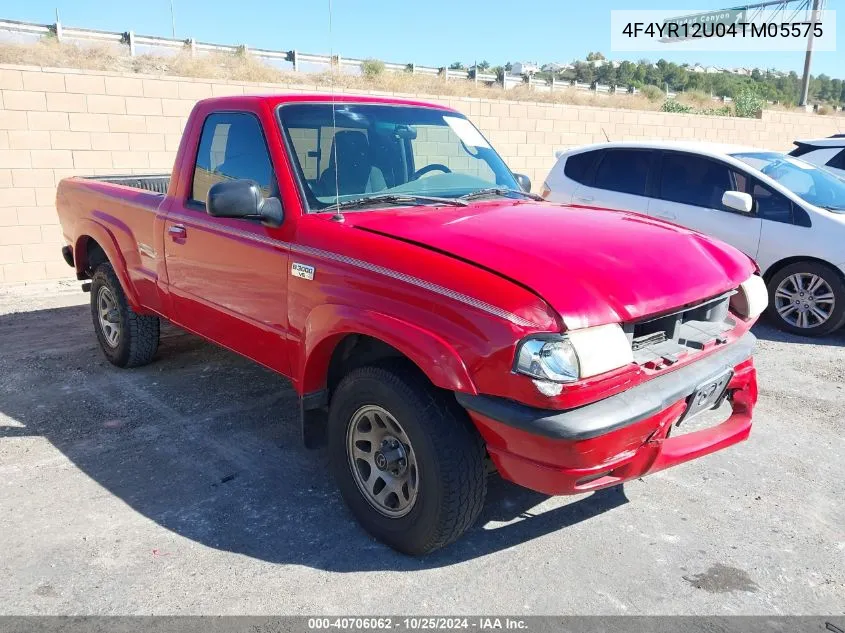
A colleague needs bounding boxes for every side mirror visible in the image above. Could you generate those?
[207,180,284,228]
[514,173,532,193]
[722,190,753,214]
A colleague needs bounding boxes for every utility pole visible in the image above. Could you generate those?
[170,0,176,38]
[799,0,822,107]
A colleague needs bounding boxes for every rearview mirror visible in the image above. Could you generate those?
[722,190,753,214]
[514,173,532,193]
[207,180,284,228]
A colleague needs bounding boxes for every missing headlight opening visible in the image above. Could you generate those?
[624,292,737,368]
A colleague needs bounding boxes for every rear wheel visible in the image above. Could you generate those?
[90,263,160,367]
[768,261,845,336]
[328,363,487,555]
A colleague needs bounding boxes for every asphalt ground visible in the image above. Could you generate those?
[0,282,842,615]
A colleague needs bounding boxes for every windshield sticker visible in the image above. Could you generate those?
[443,116,491,149]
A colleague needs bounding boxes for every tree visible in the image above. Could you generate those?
[449,61,465,70]
[633,59,649,84]
[596,63,617,86]
[477,60,490,71]
[644,63,663,87]
[616,61,635,88]
[573,61,595,84]
[816,73,832,100]
[586,51,606,61]
[663,62,689,92]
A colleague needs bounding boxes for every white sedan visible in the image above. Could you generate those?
[542,141,845,336]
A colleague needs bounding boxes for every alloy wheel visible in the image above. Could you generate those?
[346,404,419,518]
[97,286,121,347]
[774,273,836,329]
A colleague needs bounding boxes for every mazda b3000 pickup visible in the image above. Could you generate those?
[56,94,767,554]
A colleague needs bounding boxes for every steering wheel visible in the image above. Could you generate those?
[412,164,452,180]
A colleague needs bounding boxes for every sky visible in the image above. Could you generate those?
[5,0,844,77]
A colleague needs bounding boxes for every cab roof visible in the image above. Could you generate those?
[197,93,459,112]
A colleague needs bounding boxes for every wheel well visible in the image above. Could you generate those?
[763,256,845,286]
[301,334,427,449]
[326,334,409,398]
[77,236,108,278]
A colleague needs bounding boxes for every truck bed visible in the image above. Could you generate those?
[56,173,172,313]
[80,174,171,195]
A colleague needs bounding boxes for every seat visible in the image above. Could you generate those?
[215,120,272,193]
[315,130,386,197]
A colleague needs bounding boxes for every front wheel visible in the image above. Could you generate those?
[328,363,487,555]
[768,261,845,336]
[90,263,160,367]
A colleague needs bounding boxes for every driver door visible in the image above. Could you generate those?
[648,151,762,260]
[163,110,290,375]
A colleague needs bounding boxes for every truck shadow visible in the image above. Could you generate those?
[0,303,627,570]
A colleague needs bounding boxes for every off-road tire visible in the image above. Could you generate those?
[767,261,845,337]
[90,262,160,367]
[328,362,487,555]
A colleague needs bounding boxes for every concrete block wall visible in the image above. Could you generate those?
[1,63,842,283]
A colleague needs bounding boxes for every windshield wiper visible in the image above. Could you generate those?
[322,193,468,212]
[458,187,544,201]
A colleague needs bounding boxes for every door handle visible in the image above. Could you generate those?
[575,195,594,203]
[168,224,186,239]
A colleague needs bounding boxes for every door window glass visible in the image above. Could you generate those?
[659,153,733,208]
[592,150,652,196]
[826,148,845,170]
[752,181,793,223]
[564,150,600,185]
[192,112,274,204]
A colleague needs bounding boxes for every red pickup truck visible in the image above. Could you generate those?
[56,93,767,554]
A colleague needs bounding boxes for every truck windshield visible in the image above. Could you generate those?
[278,103,520,211]
[731,151,845,212]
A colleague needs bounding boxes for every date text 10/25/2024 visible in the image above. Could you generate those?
[307,618,528,630]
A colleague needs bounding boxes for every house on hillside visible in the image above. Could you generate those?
[511,62,539,76]
[692,64,724,73]
[541,62,572,73]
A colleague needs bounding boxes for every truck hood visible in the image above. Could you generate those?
[348,201,756,329]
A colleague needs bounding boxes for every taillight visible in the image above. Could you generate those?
[540,183,551,199]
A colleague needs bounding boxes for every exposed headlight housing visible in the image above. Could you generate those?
[514,324,634,396]
[516,337,580,384]
[731,274,768,319]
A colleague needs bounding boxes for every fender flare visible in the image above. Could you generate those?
[299,304,478,396]
[74,218,142,310]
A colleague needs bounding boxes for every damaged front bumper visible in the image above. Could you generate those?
[457,333,758,495]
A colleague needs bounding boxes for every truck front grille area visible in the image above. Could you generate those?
[623,292,736,368]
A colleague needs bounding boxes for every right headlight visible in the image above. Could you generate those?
[514,323,634,396]
[515,337,580,384]
[731,274,768,319]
